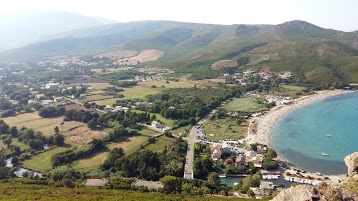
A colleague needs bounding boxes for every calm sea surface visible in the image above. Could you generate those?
[272,92,358,175]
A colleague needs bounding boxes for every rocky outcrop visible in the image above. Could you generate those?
[271,152,358,201]
[271,185,326,201]
[344,152,358,177]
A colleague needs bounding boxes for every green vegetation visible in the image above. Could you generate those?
[0,180,258,201]
[202,118,248,141]
[23,146,72,172]
[224,97,267,112]
[144,135,176,152]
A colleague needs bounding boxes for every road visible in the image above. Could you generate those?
[183,109,217,179]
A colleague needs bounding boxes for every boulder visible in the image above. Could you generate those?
[344,152,358,177]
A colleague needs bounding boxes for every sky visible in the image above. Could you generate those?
[0,0,357,32]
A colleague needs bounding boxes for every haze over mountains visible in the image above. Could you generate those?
[0,10,116,51]
[1,11,358,85]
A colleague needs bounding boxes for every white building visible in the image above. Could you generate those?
[45,83,60,89]
[151,121,162,128]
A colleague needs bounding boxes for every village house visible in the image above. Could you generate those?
[84,179,109,187]
[151,121,162,129]
[260,181,276,190]
[35,94,45,100]
[211,144,222,161]
[222,143,232,153]
[245,151,264,167]
[236,155,245,166]
[257,145,267,154]
[113,106,129,112]
[45,82,60,89]
[104,105,113,111]
[279,72,293,79]
[41,100,54,106]
[28,99,40,104]
[54,97,64,103]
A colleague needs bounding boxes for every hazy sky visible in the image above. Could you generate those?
[1,0,358,32]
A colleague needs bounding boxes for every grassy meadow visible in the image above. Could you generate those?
[202,118,248,141]
[224,97,267,112]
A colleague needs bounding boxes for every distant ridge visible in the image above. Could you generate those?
[1,20,358,84]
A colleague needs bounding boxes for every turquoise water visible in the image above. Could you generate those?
[272,92,358,175]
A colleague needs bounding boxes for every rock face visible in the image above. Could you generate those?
[344,152,358,177]
[271,185,327,201]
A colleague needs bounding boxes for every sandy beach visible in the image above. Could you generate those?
[247,90,354,146]
[246,89,354,185]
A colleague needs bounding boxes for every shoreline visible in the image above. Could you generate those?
[246,90,355,184]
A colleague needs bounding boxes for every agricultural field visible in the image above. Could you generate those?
[202,118,248,141]
[98,50,138,60]
[224,97,267,112]
[22,146,72,172]
[71,136,148,172]
[91,67,134,74]
[63,127,108,144]
[70,75,107,84]
[83,94,112,101]
[115,49,164,65]
[139,128,160,137]
[144,136,176,152]
[87,83,114,90]
[138,80,194,90]
[269,85,308,98]
[1,112,85,136]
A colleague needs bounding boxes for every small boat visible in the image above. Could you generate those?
[321,152,328,156]
[326,134,332,137]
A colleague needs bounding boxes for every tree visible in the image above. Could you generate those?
[11,156,19,166]
[207,172,221,187]
[3,136,12,147]
[9,126,18,137]
[54,126,60,134]
[160,176,181,193]
[87,118,97,129]
[247,189,255,198]
[53,134,65,146]
[265,149,277,159]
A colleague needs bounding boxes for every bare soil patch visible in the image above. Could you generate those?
[98,50,138,60]
[64,127,108,144]
[115,49,164,65]
[64,104,89,111]
[211,60,238,70]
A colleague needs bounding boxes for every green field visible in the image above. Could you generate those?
[133,110,175,127]
[144,136,176,152]
[23,146,72,172]
[139,128,160,137]
[224,97,267,112]
[138,80,194,90]
[71,136,148,172]
[202,118,248,141]
[268,85,308,97]
[91,67,134,73]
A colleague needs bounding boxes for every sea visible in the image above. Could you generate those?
[271,92,358,175]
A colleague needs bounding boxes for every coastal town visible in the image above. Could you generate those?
[1,54,357,200]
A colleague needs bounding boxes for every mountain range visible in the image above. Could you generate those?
[0,10,115,51]
[1,17,358,84]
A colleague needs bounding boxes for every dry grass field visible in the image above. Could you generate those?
[63,127,108,144]
[98,50,138,60]
[116,49,164,65]
[2,112,85,136]
[211,60,238,70]
[72,136,148,171]
[91,67,134,74]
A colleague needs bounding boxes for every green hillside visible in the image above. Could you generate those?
[1,20,358,84]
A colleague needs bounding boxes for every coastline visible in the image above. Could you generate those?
[247,90,354,146]
[246,90,354,184]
